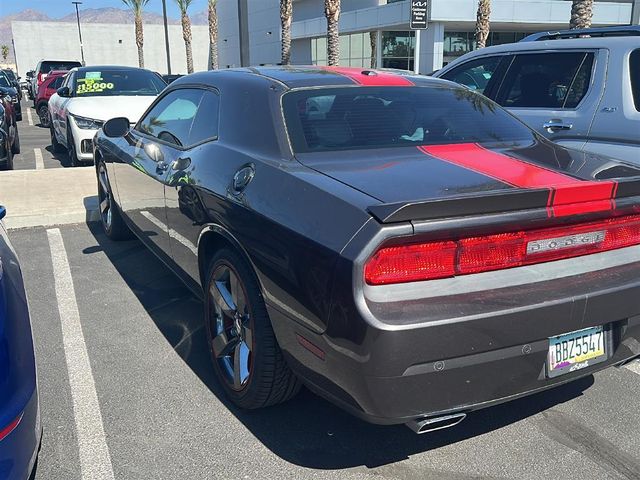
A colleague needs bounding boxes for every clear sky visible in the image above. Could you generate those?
[0,0,209,19]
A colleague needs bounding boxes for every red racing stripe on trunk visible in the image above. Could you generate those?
[419,143,617,217]
[320,66,414,86]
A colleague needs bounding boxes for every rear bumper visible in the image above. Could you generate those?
[272,247,640,425]
[0,389,41,480]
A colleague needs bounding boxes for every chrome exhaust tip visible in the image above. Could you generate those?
[405,412,467,434]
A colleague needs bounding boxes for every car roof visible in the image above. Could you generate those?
[72,65,152,73]
[175,65,450,90]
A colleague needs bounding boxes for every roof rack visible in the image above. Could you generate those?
[520,25,640,42]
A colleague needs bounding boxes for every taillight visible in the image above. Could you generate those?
[38,73,46,84]
[364,214,640,285]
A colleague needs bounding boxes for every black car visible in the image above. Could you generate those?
[1,69,21,101]
[94,66,640,432]
[0,72,21,122]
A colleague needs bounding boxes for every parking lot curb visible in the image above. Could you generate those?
[1,167,100,230]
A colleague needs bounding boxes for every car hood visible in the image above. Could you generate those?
[67,95,156,123]
[295,139,640,206]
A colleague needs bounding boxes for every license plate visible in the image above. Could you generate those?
[547,326,606,378]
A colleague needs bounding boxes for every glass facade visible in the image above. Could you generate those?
[311,32,373,68]
[311,31,535,70]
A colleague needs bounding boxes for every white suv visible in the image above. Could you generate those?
[434,26,640,165]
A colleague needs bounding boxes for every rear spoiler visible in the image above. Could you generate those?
[368,178,640,224]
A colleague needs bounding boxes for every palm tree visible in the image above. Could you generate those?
[475,0,491,49]
[324,0,341,66]
[122,0,149,68]
[208,0,218,70]
[174,0,195,73]
[369,32,377,68]
[280,0,293,65]
[570,0,593,29]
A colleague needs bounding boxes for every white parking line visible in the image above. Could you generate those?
[140,210,198,255]
[26,106,33,126]
[34,148,44,170]
[626,360,640,375]
[46,228,116,480]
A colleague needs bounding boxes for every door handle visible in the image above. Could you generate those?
[543,120,573,132]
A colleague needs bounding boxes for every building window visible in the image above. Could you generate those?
[444,31,534,64]
[382,31,415,71]
[311,32,372,67]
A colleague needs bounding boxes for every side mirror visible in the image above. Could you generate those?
[56,86,70,97]
[103,117,130,138]
[0,206,6,221]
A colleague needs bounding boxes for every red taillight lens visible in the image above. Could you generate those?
[364,241,457,285]
[365,214,640,285]
[0,413,23,442]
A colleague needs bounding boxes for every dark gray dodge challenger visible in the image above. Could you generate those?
[93,66,640,433]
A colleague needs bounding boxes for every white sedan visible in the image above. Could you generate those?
[48,65,166,166]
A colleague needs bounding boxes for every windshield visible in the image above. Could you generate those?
[3,71,15,81]
[282,86,535,153]
[0,74,10,88]
[72,69,166,97]
[41,61,81,73]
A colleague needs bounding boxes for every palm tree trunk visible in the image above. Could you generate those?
[135,13,144,68]
[208,0,218,70]
[280,0,293,65]
[325,0,341,66]
[369,31,377,68]
[182,12,194,74]
[570,0,593,29]
[475,0,491,49]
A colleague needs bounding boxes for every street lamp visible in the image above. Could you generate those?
[72,1,85,66]
[161,0,172,74]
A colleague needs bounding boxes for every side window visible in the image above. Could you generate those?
[187,90,220,145]
[631,49,640,112]
[498,52,594,109]
[136,88,218,148]
[441,56,502,95]
[50,77,63,90]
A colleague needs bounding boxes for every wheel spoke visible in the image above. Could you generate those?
[98,172,109,194]
[100,197,109,214]
[241,324,253,350]
[230,272,242,309]
[211,279,235,317]
[233,341,251,388]
[212,331,237,358]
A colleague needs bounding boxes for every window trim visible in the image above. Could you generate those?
[494,49,599,111]
[133,84,221,151]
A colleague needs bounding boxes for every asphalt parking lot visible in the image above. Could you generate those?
[5,98,640,480]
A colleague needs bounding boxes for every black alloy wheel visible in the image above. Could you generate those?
[205,250,301,409]
[0,139,13,170]
[97,162,131,240]
[10,125,20,155]
[50,122,65,153]
[67,126,78,167]
[38,105,50,128]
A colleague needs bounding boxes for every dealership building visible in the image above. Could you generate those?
[216,0,639,74]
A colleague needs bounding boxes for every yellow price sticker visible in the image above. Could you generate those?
[77,77,115,94]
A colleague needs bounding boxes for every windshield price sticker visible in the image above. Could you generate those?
[77,76,115,94]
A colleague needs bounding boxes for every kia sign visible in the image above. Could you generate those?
[410,0,429,30]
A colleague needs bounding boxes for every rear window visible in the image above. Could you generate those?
[40,61,82,73]
[283,86,534,153]
[631,49,640,112]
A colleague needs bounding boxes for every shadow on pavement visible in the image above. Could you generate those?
[85,221,594,470]
[43,145,72,168]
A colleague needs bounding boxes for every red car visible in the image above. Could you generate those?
[35,70,68,128]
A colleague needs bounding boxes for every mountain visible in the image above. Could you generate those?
[0,7,208,65]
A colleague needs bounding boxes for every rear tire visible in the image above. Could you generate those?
[204,249,301,409]
[37,104,49,128]
[0,142,13,171]
[97,161,132,241]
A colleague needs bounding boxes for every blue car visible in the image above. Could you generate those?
[0,206,40,479]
